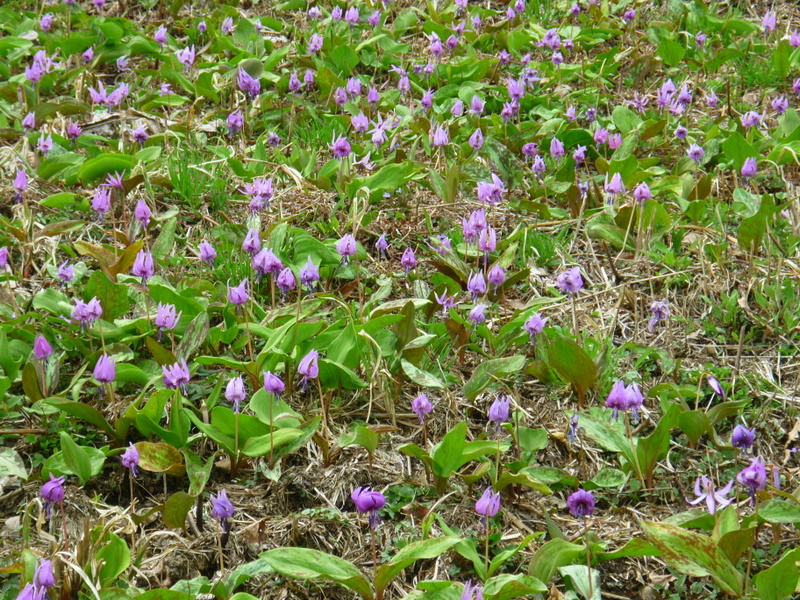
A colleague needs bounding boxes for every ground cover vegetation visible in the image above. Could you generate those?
[1,0,800,598]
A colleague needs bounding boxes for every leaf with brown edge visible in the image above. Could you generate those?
[640,521,743,596]
[135,441,186,477]
[109,240,144,277]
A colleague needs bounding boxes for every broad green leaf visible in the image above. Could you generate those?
[78,153,133,185]
[60,432,92,486]
[0,448,27,480]
[587,468,627,489]
[640,521,743,596]
[162,491,196,529]
[528,538,584,584]
[84,270,131,321]
[401,359,446,389]
[462,355,525,401]
[96,532,131,583]
[175,311,209,361]
[483,573,547,600]
[754,548,800,600]
[430,421,467,478]
[757,499,800,524]
[547,335,596,406]
[374,537,460,597]
[494,469,551,495]
[339,426,379,454]
[135,441,185,477]
[657,38,685,67]
[45,398,119,441]
[259,547,373,600]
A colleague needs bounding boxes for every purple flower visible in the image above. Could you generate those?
[299,256,320,294]
[487,264,505,290]
[154,25,168,48]
[467,272,486,299]
[762,11,776,33]
[307,32,324,54]
[623,8,635,22]
[0,247,7,271]
[556,266,583,295]
[475,487,501,520]
[488,394,510,426]
[469,128,483,150]
[451,100,464,117]
[210,489,235,532]
[573,145,587,165]
[121,443,139,477]
[344,6,359,26]
[135,200,151,228]
[227,279,249,305]
[37,134,53,157]
[13,168,27,203]
[132,126,148,145]
[401,247,416,274]
[648,299,670,331]
[605,380,628,421]
[242,228,261,255]
[263,371,285,400]
[225,376,246,413]
[94,354,116,384]
[550,137,565,160]
[175,45,196,71]
[567,414,581,444]
[737,458,767,504]
[71,298,102,329]
[731,425,755,452]
[634,182,652,204]
[298,349,319,386]
[522,142,539,157]
[221,17,234,35]
[604,172,626,196]
[741,157,758,180]
[132,250,154,284]
[707,375,725,399]
[276,267,296,297]
[199,241,216,266]
[40,13,55,31]
[22,112,36,131]
[197,21,206,32]
[155,303,181,340]
[476,175,505,204]
[351,486,385,529]
[369,10,381,27]
[242,177,274,211]
[791,30,800,48]
[706,90,719,107]
[435,290,458,316]
[566,489,595,519]
[411,393,433,424]
[478,227,496,254]
[687,144,704,163]
[34,335,53,360]
[686,476,734,514]
[40,474,65,518]
[162,359,191,393]
[741,111,761,129]
[626,382,643,422]
[376,233,389,258]
[469,303,486,327]
[34,558,55,593]
[252,248,283,278]
[308,6,321,19]
[431,125,449,147]
[116,55,130,72]
[66,122,81,142]
[83,47,94,64]
[772,96,789,116]
[330,135,351,159]
[238,68,261,98]
[524,313,547,342]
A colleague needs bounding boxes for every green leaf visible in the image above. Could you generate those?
[84,270,131,321]
[45,398,119,441]
[677,410,710,447]
[640,521,743,596]
[430,421,467,479]
[657,38,685,67]
[152,217,178,262]
[78,154,134,185]
[259,547,373,600]
[96,532,131,584]
[319,358,367,389]
[60,432,92,486]
[135,591,193,600]
[754,548,800,600]
[339,426,379,454]
[482,573,547,600]
[162,491,196,529]
[517,426,548,463]
[611,105,642,135]
[559,565,600,600]
[494,470,551,495]
[374,537,461,598]
[182,448,215,496]
[757,499,800,524]
[722,132,758,170]
[547,335,596,406]
[241,429,304,457]
[175,311,209,361]
[528,538,584,584]
[462,355,525,401]
[587,468,627,489]
[0,448,27,480]
[135,441,185,477]
[401,359,446,389]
